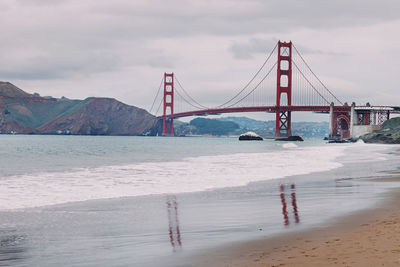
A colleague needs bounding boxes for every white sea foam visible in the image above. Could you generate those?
[0,145,353,210]
[282,143,298,149]
[356,139,365,145]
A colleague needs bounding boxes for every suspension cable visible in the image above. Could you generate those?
[154,96,163,116]
[292,44,343,105]
[216,42,278,108]
[174,75,209,109]
[175,87,205,110]
[225,62,277,108]
[292,60,330,105]
[149,76,164,113]
[149,96,164,131]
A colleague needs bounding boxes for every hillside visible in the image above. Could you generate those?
[218,116,329,138]
[361,117,400,144]
[174,118,242,136]
[174,116,329,138]
[0,82,157,135]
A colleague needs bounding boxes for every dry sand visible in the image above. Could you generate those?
[195,181,400,267]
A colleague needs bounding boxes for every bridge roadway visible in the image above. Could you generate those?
[157,105,400,119]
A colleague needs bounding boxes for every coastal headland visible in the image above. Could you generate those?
[0,81,157,135]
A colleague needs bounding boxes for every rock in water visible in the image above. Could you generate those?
[239,131,263,141]
[275,136,304,141]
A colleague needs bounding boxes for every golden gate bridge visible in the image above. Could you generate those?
[150,41,400,139]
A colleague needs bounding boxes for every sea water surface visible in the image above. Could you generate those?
[0,135,399,266]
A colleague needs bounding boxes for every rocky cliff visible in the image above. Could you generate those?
[361,117,400,144]
[0,82,158,135]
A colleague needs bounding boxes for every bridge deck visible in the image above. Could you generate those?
[158,105,400,119]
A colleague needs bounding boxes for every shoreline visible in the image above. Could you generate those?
[193,178,400,266]
[1,140,399,266]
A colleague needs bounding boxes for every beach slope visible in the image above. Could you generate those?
[195,184,400,267]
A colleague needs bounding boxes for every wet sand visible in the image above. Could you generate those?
[195,179,400,267]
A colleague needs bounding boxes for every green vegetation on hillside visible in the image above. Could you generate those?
[174,118,241,136]
[4,98,90,128]
[174,116,330,138]
[190,118,240,135]
[362,117,400,143]
[218,116,329,138]
[381,117,400,130]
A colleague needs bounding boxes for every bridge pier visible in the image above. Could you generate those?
[328,103,394,139]
[275,41,293,138]
[329,103,351,139]
[329,103,334,139]
[162,72,175,136]
[275,110,292,137]
[162,118,174,136]
[349,104,391,138]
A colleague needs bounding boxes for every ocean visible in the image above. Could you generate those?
[0,135,399,266]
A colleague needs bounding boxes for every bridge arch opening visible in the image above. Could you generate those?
[336,115,350,139]
[280,75,288,87]
[165,85,173,92]
[280,92,288,106]
[281,60,289,71]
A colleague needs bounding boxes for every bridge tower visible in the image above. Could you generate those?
[162,72,174,136]
[275,41,292,137]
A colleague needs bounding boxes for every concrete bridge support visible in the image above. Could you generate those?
[349,104,389,139]
[329,103,393,139]
[329,103,351,139]
[329,103,333,139]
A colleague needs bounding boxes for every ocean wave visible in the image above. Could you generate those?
[0,145,349,210]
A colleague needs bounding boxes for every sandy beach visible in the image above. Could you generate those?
[195,178,400,267]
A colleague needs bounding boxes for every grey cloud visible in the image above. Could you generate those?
[229,38,279,59]
[1,0,397,79]
[6,0,392,44]
[229,38,346,60]
[293,45,347,56]
[0,4,174,81]
[146,56,174,69]
[0,51,122,80]
[82,0,400,38]
[0,51,173,80]
[16,0,68,6]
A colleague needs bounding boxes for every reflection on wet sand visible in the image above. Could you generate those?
[280,184,300,226]
[0,231,27,266]
[166,196,182,251]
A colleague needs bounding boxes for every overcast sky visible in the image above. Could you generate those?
[1,0,399,121]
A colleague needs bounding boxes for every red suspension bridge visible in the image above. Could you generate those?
[150,41,400,139]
